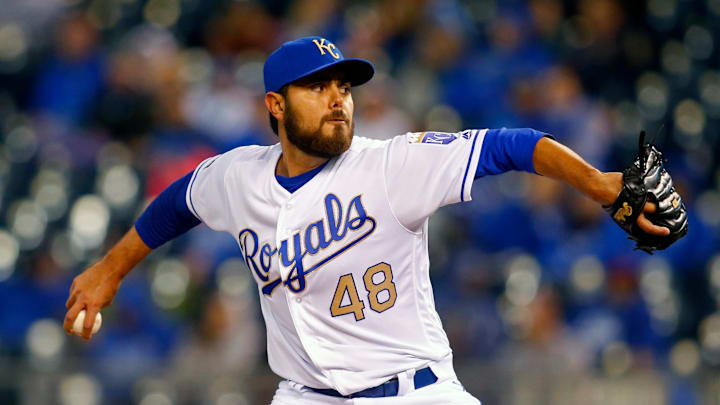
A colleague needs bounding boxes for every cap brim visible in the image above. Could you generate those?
[278,58,375,91]
[332,58,375,87]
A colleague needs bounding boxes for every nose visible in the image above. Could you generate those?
[329,83,344,109]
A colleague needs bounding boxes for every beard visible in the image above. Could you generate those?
[284,102,354,159]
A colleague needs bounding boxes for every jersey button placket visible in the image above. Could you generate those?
[277,199,303,301]
[276,202,290,283]
[278,199,295,236]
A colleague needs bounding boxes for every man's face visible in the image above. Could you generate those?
[281,71,354,158]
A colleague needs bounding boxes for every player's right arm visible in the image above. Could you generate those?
[64,170,203,340]
[63,150,232,340]
[64,226,151,340]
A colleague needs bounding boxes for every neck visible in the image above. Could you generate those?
[276,130,329,177]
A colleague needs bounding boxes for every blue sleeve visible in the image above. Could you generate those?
[475,128,549,178]
[135,171,201,249]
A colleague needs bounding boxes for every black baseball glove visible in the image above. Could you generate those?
[604,131,688,254]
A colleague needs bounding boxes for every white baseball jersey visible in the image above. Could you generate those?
[186,130,486,396]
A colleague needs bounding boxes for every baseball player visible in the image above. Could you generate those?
[64,37,687,404]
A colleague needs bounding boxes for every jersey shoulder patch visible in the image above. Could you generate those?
[407,131,459,145]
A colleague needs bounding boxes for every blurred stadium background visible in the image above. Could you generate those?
[0,0,719,404]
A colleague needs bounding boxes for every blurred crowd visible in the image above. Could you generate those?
[0,0,719,404]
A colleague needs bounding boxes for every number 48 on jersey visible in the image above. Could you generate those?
[330,262,397,321]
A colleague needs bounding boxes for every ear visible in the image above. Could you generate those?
[265,92,285,121]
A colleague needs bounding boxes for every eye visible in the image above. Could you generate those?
[340,84,351,94]
[311,83,323,92]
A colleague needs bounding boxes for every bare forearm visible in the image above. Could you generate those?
[100,226,152,281]
[532,137,621,205]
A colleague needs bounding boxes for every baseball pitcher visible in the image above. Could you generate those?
[64,37,687,404]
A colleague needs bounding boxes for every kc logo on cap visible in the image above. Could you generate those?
[263,36,375,93]
[312,38,340,59]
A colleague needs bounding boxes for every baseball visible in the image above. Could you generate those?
[72,310,102,336]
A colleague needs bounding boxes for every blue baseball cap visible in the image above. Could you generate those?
[263,36,375,93]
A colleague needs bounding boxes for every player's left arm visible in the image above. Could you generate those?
[531,136,669,236]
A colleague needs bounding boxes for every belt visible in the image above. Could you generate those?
[308,367,438,398]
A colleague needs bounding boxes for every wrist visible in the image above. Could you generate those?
[97,253,129,283]
[594,171,622,206]
[105,266,126,283]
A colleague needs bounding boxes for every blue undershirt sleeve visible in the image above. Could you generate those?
[475,128,550,178]
[135,171,201,249]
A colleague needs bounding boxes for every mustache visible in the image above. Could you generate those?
[323,110,349,122]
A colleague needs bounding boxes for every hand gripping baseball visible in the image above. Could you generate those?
[604,131,688,253]
[64,227,150,340]
[64,262,122,341]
